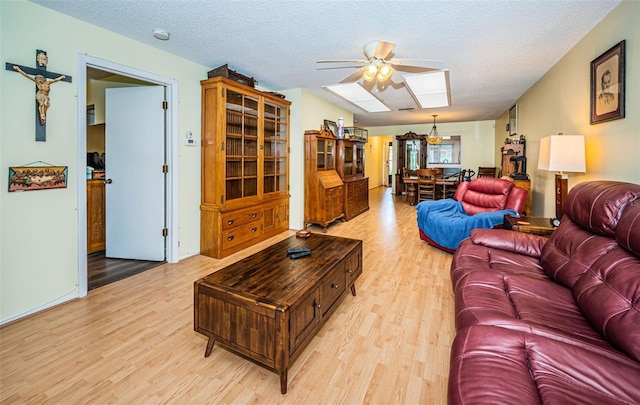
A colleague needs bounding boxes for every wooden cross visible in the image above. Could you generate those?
[5,49,72,141]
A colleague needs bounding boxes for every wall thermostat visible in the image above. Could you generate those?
[185,131,196,147]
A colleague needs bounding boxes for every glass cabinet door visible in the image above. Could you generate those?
[225,90,258,201]
[326,139,335,169]
[355,145,364,176]
[344,145,354,176]
[263,101,288,194]
[316,138,335,170]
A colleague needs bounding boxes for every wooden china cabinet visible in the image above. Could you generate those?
[200,77,291,258]
[395,131,428,195]
[336,138,369,220]
[304,129,345,232]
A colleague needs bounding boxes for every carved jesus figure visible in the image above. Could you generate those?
[13,65,65,125]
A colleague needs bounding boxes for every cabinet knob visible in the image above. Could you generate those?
[227,235,234,241]
[346,269,354,274]
[251,227,257,233]
[331,283,339,289]
[251,213,257,218]
[227,219,234,225]
[104,178,112,184]
[316,303,322,309]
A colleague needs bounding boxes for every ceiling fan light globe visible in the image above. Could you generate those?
[377,64,393,82]
[363,64,378,81]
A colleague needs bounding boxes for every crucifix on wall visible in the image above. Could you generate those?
[5,50,72,141]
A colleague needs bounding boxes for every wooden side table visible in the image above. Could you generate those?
[503,215,556,237]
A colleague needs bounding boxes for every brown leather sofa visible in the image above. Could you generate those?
[448,180,640,404]
[417,178,528,253]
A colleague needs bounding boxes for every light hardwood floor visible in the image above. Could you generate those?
[0,187,455,404]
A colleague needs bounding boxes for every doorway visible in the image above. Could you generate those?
[386,141,393,186]
[86,72,166,289]
[76,55,179,297]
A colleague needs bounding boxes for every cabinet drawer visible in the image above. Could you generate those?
[345,250,362,287]
[222,208,261,230]
[321,264,347,316]
[222,220,261,250]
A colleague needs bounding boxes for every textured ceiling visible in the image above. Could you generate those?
[30,0,621,127]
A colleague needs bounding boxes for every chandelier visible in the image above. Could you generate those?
[427,114,443,145]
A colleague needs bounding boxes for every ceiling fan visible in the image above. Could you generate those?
[317,40,445,88]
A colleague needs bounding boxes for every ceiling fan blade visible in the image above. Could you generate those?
[363,40,396,60]
[389,58,446,70]
[340,68,366,83]
[317,65,367,71]
[392,65,440,74]
[317,59,368,64]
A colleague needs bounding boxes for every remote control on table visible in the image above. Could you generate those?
[287,247,311,255]
[289,250,312,259]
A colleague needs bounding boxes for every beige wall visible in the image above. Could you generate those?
[0,0,208,322]
[494,0,640,217]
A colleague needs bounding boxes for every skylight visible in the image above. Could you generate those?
[404,70,451,109]
[323,82,391,113]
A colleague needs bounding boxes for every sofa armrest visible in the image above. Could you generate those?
[470,229,547,258]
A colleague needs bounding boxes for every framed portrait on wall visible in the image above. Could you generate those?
[590,40,625,124]
[508,104,518,135]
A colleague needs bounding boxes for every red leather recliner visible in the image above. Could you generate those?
[417,178,528,253]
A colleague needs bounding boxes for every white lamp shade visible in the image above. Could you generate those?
[537,135,586,173]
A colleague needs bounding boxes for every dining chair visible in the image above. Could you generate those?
[417,168,438,202]
[477,167,497,178]
[441,170,464,199]
[402,168,418,204]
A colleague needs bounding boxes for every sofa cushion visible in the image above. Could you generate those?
[573,245,640,363]
[455,270,609,348]
[449,326,640,405]
[565,180,640,237]
[451,236,546,290]
[540,180,640,288]
[540,220,618,288]
[616,200,640,255]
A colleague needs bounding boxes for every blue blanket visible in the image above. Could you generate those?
[416,199,517,250]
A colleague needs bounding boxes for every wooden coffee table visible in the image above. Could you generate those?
[194,234,363,394]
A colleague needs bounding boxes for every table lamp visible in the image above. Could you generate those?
[537,134,586,219]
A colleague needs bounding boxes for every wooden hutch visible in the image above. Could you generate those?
[335,129,369,221]
[304,129,344,232]
[200,76,291,258]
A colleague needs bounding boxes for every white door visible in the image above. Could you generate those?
[105,86,166,261]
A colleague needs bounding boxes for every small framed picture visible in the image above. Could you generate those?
[324,120,338,138]
[9,166,68,192]
[590,40,625,124]
[508,104,517,136]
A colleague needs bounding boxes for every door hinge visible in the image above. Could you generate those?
[162,228,168,237]
[221,141,225,151]
[162,101,168,110]
[162,165,169,173]
[221,195,225,204]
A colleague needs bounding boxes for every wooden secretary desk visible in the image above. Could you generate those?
[200,77,291,258]
[304,129,344,232]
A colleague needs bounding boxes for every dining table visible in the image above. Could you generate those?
[403,174,458,205]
